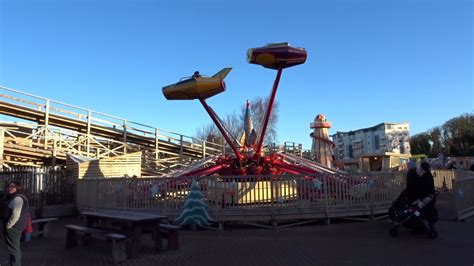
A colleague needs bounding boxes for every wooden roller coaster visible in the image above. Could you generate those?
[0,86,225,174]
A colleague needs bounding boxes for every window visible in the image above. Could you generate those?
[374,135,380,150]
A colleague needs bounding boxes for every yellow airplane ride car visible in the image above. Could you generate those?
[162,68,232,100]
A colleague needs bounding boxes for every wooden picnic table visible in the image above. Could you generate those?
[81,210,167,258]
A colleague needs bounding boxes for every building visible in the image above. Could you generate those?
[331,122,411,172]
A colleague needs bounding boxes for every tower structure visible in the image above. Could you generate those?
[310,114,335,168]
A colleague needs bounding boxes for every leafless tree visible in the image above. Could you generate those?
[239,96,279,144]
[195,96,279,148]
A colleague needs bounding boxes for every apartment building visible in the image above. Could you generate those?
[331,122,411,171]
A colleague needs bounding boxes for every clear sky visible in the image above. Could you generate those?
[1,0,472,149]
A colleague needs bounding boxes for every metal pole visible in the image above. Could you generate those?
[199,98,242,159]
[256,66,283,155]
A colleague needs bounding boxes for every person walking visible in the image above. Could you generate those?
[417,162,438,237]
[2,181,29,266]
[393,161,419,204]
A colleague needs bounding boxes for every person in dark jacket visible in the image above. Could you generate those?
[418,162,438,234]
[417,162,436,199]
[2,181,29,266]
[393,161,419,203]
[390,162,438,237]
[390,161,419,220]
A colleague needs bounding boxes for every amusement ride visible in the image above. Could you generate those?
[162,43,343,178]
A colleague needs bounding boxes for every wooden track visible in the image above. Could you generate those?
[1,101,210,157]
[0,87,224,173]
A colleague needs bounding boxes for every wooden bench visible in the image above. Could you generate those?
[65,224,127,264]
[22,217,58,242]
[160,224,181,250]
[32,217,58,237]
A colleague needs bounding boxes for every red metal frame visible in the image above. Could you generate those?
[256,66,283,155]
[199,98,243,159]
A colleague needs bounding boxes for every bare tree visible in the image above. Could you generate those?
[195,123,220,143]
[240,97,279,145]
[195,96,279,148]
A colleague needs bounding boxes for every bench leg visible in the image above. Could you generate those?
[126,224,144,259]
[112,239,127,264]
[66,229,78,248]
[167,230,179,250]
[152,222,162,253]
[82,233,92,246]
[38,222,46,238]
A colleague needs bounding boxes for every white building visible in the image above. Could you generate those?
[331,122,411,171]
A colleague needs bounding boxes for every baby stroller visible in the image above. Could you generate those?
[388,192,438,239]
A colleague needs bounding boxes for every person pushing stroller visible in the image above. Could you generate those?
[389,161,438,238]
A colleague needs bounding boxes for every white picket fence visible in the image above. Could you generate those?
[76,172,405,224]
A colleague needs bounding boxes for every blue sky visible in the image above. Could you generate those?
[0,0,472,149]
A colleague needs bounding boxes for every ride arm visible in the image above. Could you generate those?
[256,66,283,155]
[272,160,318,175]
[198,98,243,159]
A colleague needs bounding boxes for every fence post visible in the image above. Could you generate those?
[323,175,330,225]
[451,179,460,221]
[369,175,375,221]
[122,178,125,211]
[95,179,99,210]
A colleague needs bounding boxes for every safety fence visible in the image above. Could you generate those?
[432,170,474,220]
[0,166,74,209]
[452,175,474,221]
[76,172,405,224]
[432,170,472,191]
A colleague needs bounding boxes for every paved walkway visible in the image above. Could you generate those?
[0,217,473,266]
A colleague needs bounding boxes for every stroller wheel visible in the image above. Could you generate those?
[428,230,438,239]
[390,227,398,237]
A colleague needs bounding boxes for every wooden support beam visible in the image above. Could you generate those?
[0,128,4,167]
[122,120,127,153]
[44,99,50,149]
[202,140,206,158]
[179,135,183,162]
[155,128,159,161]
[87,110,92,155]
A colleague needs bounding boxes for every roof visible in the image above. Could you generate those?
[67,154,97,163]
[330,122,409,137]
